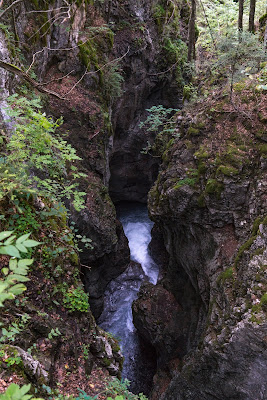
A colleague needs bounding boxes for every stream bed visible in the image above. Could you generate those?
[98,202,159,394]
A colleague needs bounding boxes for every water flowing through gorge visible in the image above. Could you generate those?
[98,202,159,393]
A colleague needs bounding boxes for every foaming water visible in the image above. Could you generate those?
[98,202,159,394]
[121,207,158,284]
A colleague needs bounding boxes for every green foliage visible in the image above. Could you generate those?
[48,328,61,340]
[62,286,89,313]
[74,378,148,400]
[163,37,188,84]
[0,383,42,400]
[0,314,30,343]
[0,231,40,306]
[103,63,124,101]
[183,83,197,102]
[1,95,86,211]
[198,0,266,49]
[140,105,179,134]
[82,344,90,360]
[0,349,22,367]
[105,378,148,400]
[214,31,265,92]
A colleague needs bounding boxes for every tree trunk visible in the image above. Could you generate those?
[238,0,244,31]
[248,0,256,33]
[188,0,197,62]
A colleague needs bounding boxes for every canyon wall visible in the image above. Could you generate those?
[134,99,267,399]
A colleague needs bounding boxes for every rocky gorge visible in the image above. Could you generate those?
[0,0,266,399]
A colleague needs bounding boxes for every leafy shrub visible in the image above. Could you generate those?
[0,383,42,400]
[62,286,89,313]
[0,231,40,306]
[1,95,86,211]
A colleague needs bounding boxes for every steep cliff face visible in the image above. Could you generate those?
[132,92,267,398]
[108,0,189,202]
[0,0,128,393]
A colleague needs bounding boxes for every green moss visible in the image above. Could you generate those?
[194,146,209,160]
[249,314,262,324]
[260,293,267,308]
[205,179,224,198]
[251,216,262,236]
[253,247,264,256]
[78,40,97,69]
[102,357,112,367]
[188,126,200,136]
[197,193,206,208]
[70,252,79,265]
[233,81,247,92]
[216,165,239,177]
[234,236,256,269]
[217,267,234,284]
[197,161,207,175]
[257,144,267,155]
[259,13,267,26]
[173,177,196,189]
[153,4,166,30]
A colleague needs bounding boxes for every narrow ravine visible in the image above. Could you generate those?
[98,202,159,394]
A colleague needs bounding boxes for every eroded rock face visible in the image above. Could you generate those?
[134,106,267,398]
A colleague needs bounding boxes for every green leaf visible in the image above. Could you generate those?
[0,231,13,241]
[0,293,15,307]
[1,245,20,258]
[1,268,9,276]
[9,259,18,271]
[15,243,27,253]
[16,233,31,245]
[22,240,40,248]
[0,282,9,293]
[4,235,16,245]
[18,383,32,397]
[18,259,34,268]
[6,274,29,283]
[8,283,27,295]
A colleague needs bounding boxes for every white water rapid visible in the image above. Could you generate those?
[98,202,159,394]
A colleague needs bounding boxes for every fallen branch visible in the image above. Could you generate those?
[0,60,65,99]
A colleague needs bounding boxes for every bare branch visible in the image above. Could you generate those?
[148,60,179,76]
[38,70,74,86]
[0,0,23,20]
[26,7,69,14]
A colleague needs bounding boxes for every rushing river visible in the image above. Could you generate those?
[98,202,159,394]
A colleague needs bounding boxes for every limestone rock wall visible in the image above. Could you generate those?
[136,102,267,398]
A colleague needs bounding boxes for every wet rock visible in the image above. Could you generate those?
[160,324,267,400]
[132,282,187,366]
